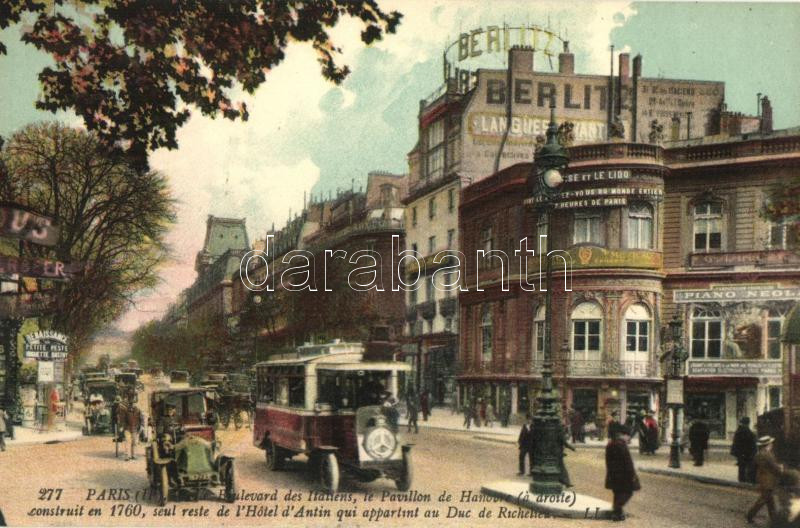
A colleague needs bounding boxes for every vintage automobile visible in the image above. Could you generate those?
[145,388,236,505]
[253,340,412,493]
[217,373,252,430]
[169,370,191,388]
[82,379,118,435]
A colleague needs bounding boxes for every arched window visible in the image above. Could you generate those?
[628,203,654,249]
[533,306,546,360]
[691,307,722,358]
[481,304,493,363]
[571,302,603,360]
[624,304,651,355]
[693,202,723,251]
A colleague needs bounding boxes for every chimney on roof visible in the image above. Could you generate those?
[509,46,534,73]
[558,41,574,74]
[760,96,773,134]
[619,53,630,80]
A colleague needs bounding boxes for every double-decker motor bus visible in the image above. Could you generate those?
[253,340,412,493]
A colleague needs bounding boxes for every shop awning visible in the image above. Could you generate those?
[783,303,800,344]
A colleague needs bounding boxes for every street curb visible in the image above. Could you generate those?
[637,466,753,489]
[6,429,88,447]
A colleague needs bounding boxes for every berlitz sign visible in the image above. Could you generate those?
[24,330,69,360]
[674,285,800,303]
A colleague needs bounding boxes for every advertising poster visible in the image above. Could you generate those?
[1,1,800,527]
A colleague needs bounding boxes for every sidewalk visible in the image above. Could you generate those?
[400,408,731,448]
[6,425,84,446]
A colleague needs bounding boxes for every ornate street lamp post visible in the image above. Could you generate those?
[664,313,688,469]
[530,103,569,495]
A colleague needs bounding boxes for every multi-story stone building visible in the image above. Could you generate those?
[457,124,799,439]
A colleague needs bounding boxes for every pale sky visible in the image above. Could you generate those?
[1,1,798,332]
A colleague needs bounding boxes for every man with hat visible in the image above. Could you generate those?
[747,435,783,524]
[605,425,640,521]
[731,416,757,483]
[688,419,710,466]
[116,395,143,461]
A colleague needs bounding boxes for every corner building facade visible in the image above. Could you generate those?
[458,144,666,428]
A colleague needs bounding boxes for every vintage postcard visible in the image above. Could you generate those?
[1,1,800,527]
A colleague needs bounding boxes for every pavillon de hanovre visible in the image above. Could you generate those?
[402,38,799,439]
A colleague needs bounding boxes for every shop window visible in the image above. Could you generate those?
[628,203,654,249]
[693,202,723,252]
[426,119,445,180]
[624,304,651,354]
[768,386,782,410]
[571,302,603,360]
[574,211,603,245]
[533,306,546,361]
[481,304,493,363]
[691,308,722,359]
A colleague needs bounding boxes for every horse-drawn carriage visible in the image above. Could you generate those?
[82,379,118,436]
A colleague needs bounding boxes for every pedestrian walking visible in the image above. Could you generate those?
[607,411,623,439]
[644,413,660,454]
[605,426,640,522]
[485,402,496,428]
[517,414,532,476]
[559,431,577,487]
[688,419,710,466]
[406,391,419,434]
[420,390,430,422]
[731,417,757,483]
[570,408,584,443]
[478,398,487,427]
[463,401,473,430]
[117,397,143,461]
[747,435,783,524]
[0,406,9,452]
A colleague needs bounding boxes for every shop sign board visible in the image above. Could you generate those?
[0,204,59,246]
[674,285,800,303]
[24,330,69,360]
[687,359,782,377]
[37,361,54,383]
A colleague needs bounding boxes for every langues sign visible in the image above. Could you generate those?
[24,330,69,360]
[0,254,82,280]
[0,203,59,246]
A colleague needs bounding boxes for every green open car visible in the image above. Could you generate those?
[145,388,236,505]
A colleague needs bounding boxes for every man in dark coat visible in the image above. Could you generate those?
[570,408,584,443]
[605,426,639,521]
[406,391,419,434]
[517,414,532,476]
[689,420,710,466]
[731,416,757,483]
[420,391,430,421]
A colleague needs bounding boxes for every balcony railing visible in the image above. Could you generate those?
[439,297,457,317]
[457,358,659,378]
[666,135,800,164]
[308,217,404,250]
[419,300,437,320]
[568,143,663,164]
[530,359,660,378]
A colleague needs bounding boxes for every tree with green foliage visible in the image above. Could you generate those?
[0,122,176,359]
[1,1,401,168]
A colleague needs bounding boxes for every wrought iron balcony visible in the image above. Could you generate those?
[439,297,457,317]
[419,300,437,320]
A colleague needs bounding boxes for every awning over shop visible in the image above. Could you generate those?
[783,303,800,344]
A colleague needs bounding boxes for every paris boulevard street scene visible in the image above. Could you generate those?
[1,1,800,527]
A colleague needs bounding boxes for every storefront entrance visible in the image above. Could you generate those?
[687,392,726,438]
[572,388,598,423]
